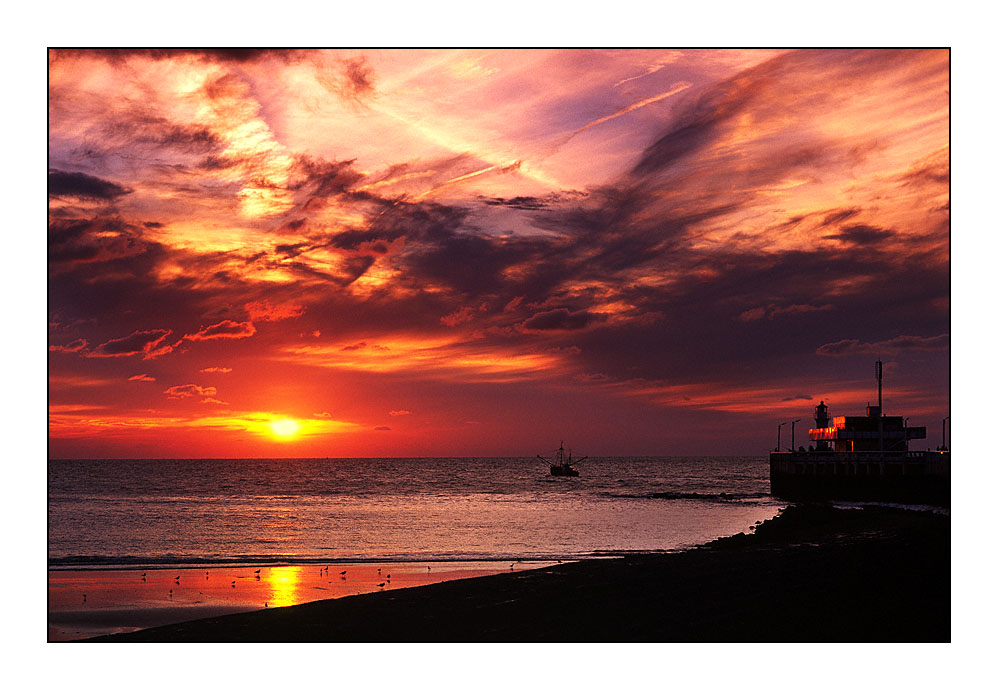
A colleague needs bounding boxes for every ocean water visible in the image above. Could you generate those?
[48,456,784,569]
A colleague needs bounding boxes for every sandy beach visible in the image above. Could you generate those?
[49,561,547,641]
[75,503,950,642]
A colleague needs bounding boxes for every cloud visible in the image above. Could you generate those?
[738,304,835,322]
[342,57,376,100]
[521,308,600,331]
[52,48,305,64]
[823,224,896,246]
[816,334,950,357]
[48,217,149,266]
[244,300,305,322]
[89,329,174,359]
[185,320,257,341]
[49,338,89,353]
[199,367,232,374]
[374,426,391,431]
[315,56,377,105]
[566,81,692,142]
[48,170,131,200]
[389,409,412,416]
[164,384,217,399]
[128,374,156,382]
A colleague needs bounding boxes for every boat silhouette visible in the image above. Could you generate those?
[538,441,584,477]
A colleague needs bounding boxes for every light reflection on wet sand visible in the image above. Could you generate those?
[48,561,550,641]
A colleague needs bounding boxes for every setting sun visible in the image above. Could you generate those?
[270,419,300,439]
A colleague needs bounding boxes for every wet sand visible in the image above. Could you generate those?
[79,503,950,642]
[49,561,547,641]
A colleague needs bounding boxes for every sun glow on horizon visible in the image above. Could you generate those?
[270,418,301,439]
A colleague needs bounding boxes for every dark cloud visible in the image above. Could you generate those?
[49,338,89,353]
[89,329,174,358]
[48,170,131,200]
[287,156,365,202]
[823,224,896,246]
[51,48,304,64]
[342,57,375,99]
[521,308,600,331]
[481,196,549,210]
[312,55,378,106]
[816,334,950,357]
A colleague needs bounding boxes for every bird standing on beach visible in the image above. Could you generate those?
[377,582,385,588]
[340,570,347,578]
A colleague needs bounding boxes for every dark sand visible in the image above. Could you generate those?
[83,504,950,642]
[49,561,535,641]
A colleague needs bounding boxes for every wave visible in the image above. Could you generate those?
[47,548,685,570]
[600,490,771,502]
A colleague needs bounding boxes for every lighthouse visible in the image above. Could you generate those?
[814,400,831,450]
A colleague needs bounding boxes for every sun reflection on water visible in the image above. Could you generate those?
[265,566,303,607]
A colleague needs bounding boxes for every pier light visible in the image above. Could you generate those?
[790,419,801,451]
[776,421,787,452]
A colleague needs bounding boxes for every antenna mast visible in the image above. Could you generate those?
[876,359,883,410]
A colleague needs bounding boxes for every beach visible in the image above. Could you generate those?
[79,503,950,642]
[49,561,546,641]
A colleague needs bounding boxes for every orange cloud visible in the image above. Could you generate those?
[185,320,257,341]
[88,330,175,359]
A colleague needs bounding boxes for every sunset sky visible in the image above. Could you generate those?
[47,48,950,458]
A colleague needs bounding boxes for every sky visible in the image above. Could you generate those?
[47,48,950,458]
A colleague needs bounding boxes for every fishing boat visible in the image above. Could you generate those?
[539,441,584,477]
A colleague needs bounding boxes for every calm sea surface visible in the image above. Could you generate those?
[48,456,784,568]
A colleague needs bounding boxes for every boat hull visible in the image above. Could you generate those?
[550,465,579,477]
[770,450,950,506]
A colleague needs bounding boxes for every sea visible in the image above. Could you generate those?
[48,456,785,569]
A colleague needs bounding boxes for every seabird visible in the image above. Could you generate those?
[340,570,347,577]
[377,582,385,588]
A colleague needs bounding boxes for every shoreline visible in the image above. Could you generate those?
[49,560,551,641]
[77,503,950,642]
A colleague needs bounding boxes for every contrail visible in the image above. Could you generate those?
[569,82,692,140]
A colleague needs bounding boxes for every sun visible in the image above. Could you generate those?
[270,419,300,439]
